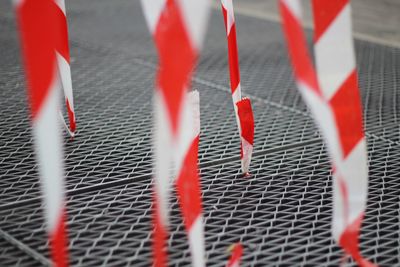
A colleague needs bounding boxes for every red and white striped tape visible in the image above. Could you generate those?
[54,0,76,137]
[226,243,243,267]
[141,1,209,266]
[175,91,205,267]
[311,1,375,266]
[15,0,69,266]
[279,1,375,266]
[221,0,255,174]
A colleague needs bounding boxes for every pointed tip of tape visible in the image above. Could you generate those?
[241,163,249,175]
[59,111,76,139]
[188,90,200,101]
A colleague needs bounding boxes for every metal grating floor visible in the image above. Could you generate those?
[1,0,400,266]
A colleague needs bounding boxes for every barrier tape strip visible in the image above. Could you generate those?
[15,0,69,266]
[53,0,76,137]
[279,1,375,266]
[221,0,255,174]
[175,91,205,267]
[141,1,210,266]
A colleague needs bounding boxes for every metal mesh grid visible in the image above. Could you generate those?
[1,0,400,266]
[1,139,400,266]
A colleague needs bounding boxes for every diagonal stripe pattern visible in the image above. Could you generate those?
[279,0,375,266]
[141,1,209,266]
[15,0,69,266]
[221,0,255,174]
[53,0,76,137]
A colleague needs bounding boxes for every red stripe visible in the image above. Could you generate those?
[153,193,167,267]
[176,135,202,230]
[53,1,70,63]
[226,243,243,267]
[312,0,348,42]
[236,98,254,146]
[66,99,76,133]
[279,2,321,96]
[154,0,197,135]
[329,71,364,158]
[17,0,58,119]
[221,5,240,94]
[50,209,69,267]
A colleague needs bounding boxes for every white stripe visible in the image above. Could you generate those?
[33,71,65,233]
[314,4,355,101]
[282,0,302,20]
[331,138,368,241]
[298,82,343,164]
[221,0,235,35]
[174,91,200,176]
[188,216,205,267]
[56,52,74,112]
[230,262,239,267]
[337,138,368,222]
[154,90,173,225]
[240,137,253,173]
[178,0,210,50]
[141,0,167,34]
[54,0,66,14]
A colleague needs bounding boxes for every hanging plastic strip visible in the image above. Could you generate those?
[221,0,255,175]
[279,0,375,266]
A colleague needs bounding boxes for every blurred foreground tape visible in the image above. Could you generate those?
[280,0,375,266]
[15,0,70,266]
